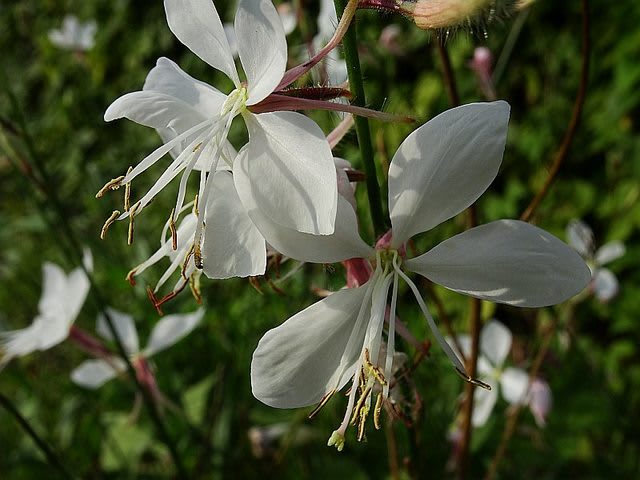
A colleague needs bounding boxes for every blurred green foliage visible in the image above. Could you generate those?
[0,0,639,478]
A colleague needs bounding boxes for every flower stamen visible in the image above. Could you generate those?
[100,210,120,240]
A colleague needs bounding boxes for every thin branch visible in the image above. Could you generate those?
[0,392,76,479]
[520,0,590,222]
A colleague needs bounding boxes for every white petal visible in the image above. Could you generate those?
[480,320,512,367]
[472,380,498,427]
[143,57,227,119]
[251,283,371,408]
[201,172,266,279]
[566,219,594,258]
[64,267,90,324]
[104,91,202,131]
[246,191,372,263]
[236,0,287,105]
[37,263,68,316]
[235,112,337,235]
[595,241,625,266]
[593,268,619,302]
[406,220,591,307]
[500,367,529,405]
[388,102,510,245]
[164,0,239,84]
[143,309,204,357]
[96,308,139,354]
[71,359,122,389]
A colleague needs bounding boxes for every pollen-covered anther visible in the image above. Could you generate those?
[373,392,384,430]
[100,210,121,240]
[189,272,202,304]
[308,388,337,419]
[364,348,387,385]
[181,244,195,279]
[95,175,125,198]
[127,201,141,246]
[168,209,178,251]
[123,166,133,211]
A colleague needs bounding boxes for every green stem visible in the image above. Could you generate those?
[334,0,387,238]
[0,392,76,479]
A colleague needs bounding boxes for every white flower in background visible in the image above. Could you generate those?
[567,219,625,302]
[448,320,529,427]
[1,261,90,369]
[71,308,203,389]
[527,377,552,427]
[250,102,591,450]
[101,0,337,271]
[48,15,97,51]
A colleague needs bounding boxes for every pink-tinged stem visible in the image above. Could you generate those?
[250,94,413,123]
[276,0,359,90]
[68,326,112,358]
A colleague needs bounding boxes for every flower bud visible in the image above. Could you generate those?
[403,0,494,30]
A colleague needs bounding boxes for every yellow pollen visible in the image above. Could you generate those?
[100,210,121,239]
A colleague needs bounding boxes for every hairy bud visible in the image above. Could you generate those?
[403,0,494,30]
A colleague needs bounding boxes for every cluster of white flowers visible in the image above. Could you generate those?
[4,0,611,455]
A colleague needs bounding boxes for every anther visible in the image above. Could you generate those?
[308,388,337,419]
[189,273,202,304]
[123,166,132,211]
[100,210,121,239]
[169,209,178,250]
[350,385,372,426]
[96,175,125,198]
[357,405,369,442]
[193,194,199,217]
[455,366,492,390]
[127,202,141,246]
[181,244,195,279]
[373,392,384,430]
[126,269,137,286]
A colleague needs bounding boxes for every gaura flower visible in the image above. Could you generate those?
[448,320,529,427]
[1,261,90,369]
[71,308,203,390]
[48,15,97,51]
[250,102,591,450]
[128,159,355,310]
[566,219,625,302]
[100,0,338,268]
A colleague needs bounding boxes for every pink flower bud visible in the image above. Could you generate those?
[528,378,552,427]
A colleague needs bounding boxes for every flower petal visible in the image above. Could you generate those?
[143,57,227,119]
[500,367,529,405]
[406,220,591,307]
[96,308,139,354]
[71,359,123,389]
[201,172,266,279]
[472,380,498,427]
[246,193,372,264]
[235,111,337,235]
[164,0,239,84]
[566,219,594,258]
[251,283,372,408]
[593,268,619,302]
[236,0,287,105]
[480,320,512,367]
[595,241,625,266]
[388,102,510,245]
[143,309,204,357]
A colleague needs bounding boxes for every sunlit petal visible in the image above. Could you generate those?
[406,220,591,307]
[143,309,204,357]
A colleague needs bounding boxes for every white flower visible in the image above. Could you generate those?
[1,261,90,369]
[249,102,591,449]
[71,308,204,389]
[448,320,529,427]
[48,15,97,51]
[567,219,625,302]
[101,0,337,269]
